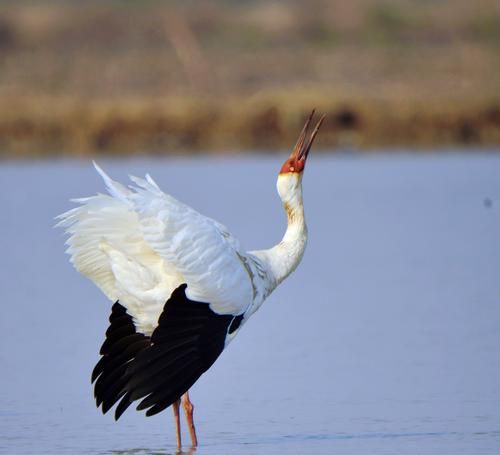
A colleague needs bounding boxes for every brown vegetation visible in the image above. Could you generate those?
[0,0,499,157]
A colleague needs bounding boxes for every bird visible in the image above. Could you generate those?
[56,110,324,449]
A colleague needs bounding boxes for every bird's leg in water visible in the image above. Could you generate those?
[182,391,198,447]
[172,398,181,449]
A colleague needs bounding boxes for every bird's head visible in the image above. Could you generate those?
[279,110,324,176]
[277,110,324,204]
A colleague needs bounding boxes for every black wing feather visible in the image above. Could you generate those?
[91,283,243,420]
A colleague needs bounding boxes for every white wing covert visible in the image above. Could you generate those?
[57,164,253,334]
[57,191,172,334]
[127,173,253,316]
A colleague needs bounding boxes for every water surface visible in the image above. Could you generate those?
[1,152,500,454]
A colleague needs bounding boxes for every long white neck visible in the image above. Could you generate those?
[251,173,308,291]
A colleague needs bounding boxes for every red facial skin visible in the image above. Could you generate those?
[279,157,306,174]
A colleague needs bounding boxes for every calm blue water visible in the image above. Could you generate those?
[1,151,500,454]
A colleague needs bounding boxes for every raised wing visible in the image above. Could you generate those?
[56,190,171,334]
[57,163,252,334]
[126,171,252,315]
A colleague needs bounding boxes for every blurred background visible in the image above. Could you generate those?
[0,0,499,158]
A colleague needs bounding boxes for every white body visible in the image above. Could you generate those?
[57,163,307,338]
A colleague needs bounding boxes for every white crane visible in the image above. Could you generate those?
[57,110,324,449]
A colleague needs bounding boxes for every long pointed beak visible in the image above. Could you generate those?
[291,109,325,163]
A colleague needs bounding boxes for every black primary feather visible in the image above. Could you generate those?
[91,283,244,420]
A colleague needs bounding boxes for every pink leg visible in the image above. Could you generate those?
[182,391,198,447]
[172,398,181,449]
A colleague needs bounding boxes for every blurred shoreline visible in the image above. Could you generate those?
[0,1,499,158]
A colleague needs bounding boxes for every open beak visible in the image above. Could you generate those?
[291,109,325,164]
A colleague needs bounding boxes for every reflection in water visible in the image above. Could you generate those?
[105,449,165,455]
[105,448,196,455]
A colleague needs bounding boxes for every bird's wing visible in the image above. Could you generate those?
[92,284,244,419]
[57,163,253,334]
[124,169,253,316]
[56,190,172,334]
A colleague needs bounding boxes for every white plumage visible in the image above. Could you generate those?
[57,110,324,449]
[57,162,254,334]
